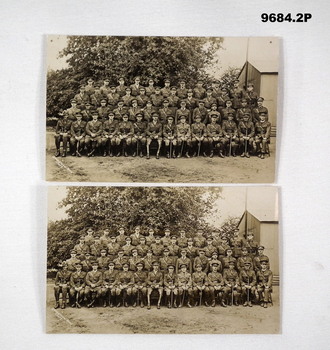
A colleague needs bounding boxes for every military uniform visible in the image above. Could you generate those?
[194,235,206,248]
[145,85,155,97]
[203,95,217,110]
[131,120,147,157]
[167,94,180,114]
[85,268,103,306]
[193,255,209,273]
[101,268,118,307]
[184,96,198,111]
[97,105,111,122]
[191,269,209,306]
[113,106,127,121]
[230,235,244,258]
[204,243,218,258]
[130,84,142,97]
[115,267,134,306]
[85,119,103,155]
[116,84,127,97]
[221,256,237,270]
[65,256,81,272]
[177,86,188,100]
[176,122,191,157]
[175,108,191,125]
[128,106,142,122]
[190,121,207,156]
[121,94,134,108]
[54,268,72,308]
[222,119,239,156]
[176,256,192,274]
[207,270,224,306]
[106,241,121,261]
[239,267,257,306]
[117,119,134,156]
[106,91,121,110]
[132,268,148,307]
[159,255,175,271]
[236,106,252,123]
[230,86,244,109]
[146,266,164,308]
[193,106,208,124]
[90,93,103,108]
[221,107,236,121]
[65,106,81,121]
[136,242,149,257]
[113,255,128,271]
[69,269,86,305]
[101,119,118,156]
[252,106,269,123]
[142,107,157,123]
[158,107,173,124]
[238,119,255,156]
[237,254,253,271]
[97,255,110,271]
[150,93,164,109]
[136,93,149,107]
[74,92,90,109]
[176,268,193,306]
[163,268,178,307]
[256,266,273,307]
[205,122,223,157]
[143,255,156,272]
[254,119,271,157]
[150,242,164,257]
[54,118,72,156]
[193,86,206,100]
[223,267,241,305]
[244,90,258,108]
[90,242,102,257]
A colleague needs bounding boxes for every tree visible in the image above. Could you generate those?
[220,66,241,90]
[47,187,222,267]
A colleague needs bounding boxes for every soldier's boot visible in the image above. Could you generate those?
[243,297,248,307]
[55,148,61,157]
[263,301,268,308]
[234,294,239,306]
[173,295,178,308]
[54,299,60,309]
[116,294,121,307]
[209,150,214,158]
[103,296,107,307]
[172,145,176,158]
[221,297,227,307]
[248,300,252,307]
[187,296,192,308]
[260,152,265,159]
[156,149,160,159]
[61,297,67,309]
[165,145,170,158]
[219,147,225,158]
[232,144,237,157]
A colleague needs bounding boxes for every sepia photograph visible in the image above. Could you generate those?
[46,186,280,334]
[46,35,279,183]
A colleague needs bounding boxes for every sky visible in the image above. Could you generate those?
[48,186,278,226]
[47,35,279,76]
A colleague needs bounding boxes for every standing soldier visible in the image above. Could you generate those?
[185,89,198,112]
[99,78,111,98]
[106,235,121,261]
[145,227,156,246]
[65,99,81,121]
[218,235,231,257]
[70,114,87,157]
[81,102,93,122]
[159,248,175,272]
[131,113,147,157]
[130,226,142,246]
[132,262,148,307]
[136,86,149,107]
[122,236,134,257]
[161,227,172,247]
[220,99,236,121]
[115,263,134,307]
[223,261,241,306]
[175,100,191,124]
[217,87,230,109]
[177,264,193,307]
[65,250,80,272]
[146,261,164,309]
[244,82,258,109]
[230,228,244,258]
[175,249,192,274]
[83,228,95,248]
[85,111,103,157]
[193,79,206,100]
[85,261,103,307]
[84,78,95,96]
[193,100,208,124]
[90,236,103,257]
[193,249,210,273]
[221,248,237,270]
[191,264,209,307]
[129,248,142,271]
[100,228,111,247]
[235,98,252,123]
[116,77,127,97]
[54,111,72,157]
[69,263,86,308]
[161,78,171,98]
[136,236,149,257]
[252,97,269,123]
[167,86,180,115]
[253,246,270,272]
[90,85,103,108]
[177,79,188,100]
[101,261,118,307]
[97,249,110,272]
[207,262,225,307]
[142,100,156,123]
[237,247,254,271]
[150,235,164,258]
[177,229,188,249]
[190,115,207,157]
[54,262,71,309]
[238,113,255,158]
[101,112,118,157]
[81,252,93,273]
[256,258,273,308]
[117,113,133,157]
[73,237,90,259]
[106,84,120,111]
[206,103,221,124]
[143,249,156,272]
[230,79,244,109]
[128,99,142,122]
[163,264,178,308]
[244,231,259,256]
[113,100,127,121]
[163,115,177,158]
[240,261,257,307]
[186,238,198,260]
[145,78,156,97]
[209,252,223,273]
[115,226,127,247]
[176,115,191,158]
[121,87,134,107]
[203,88,217,110]
[194,229,206,248]
[150,87,164,111]
[74,86,90,110]
[254,112,271,159]
[159,99,173,124]
[204,237,218,258]
[167,236,180,257]
[205,114,223,158]
[113,250,128,271]
[222,112,238,157]
[130,76,142,97]
[97,99,111,122]
[146,113,162,159]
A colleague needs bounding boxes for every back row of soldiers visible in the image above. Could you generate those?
[54,226,274,310]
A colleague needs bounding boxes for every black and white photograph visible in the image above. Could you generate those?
[47,186,280,334]
[46,36,279,183]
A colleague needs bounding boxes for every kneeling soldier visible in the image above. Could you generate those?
[54,111,72,157]
[131,113,147,157]
[240,261,257,307]
[256,258,273,308]
[117,113,133,157]
[164,264,178,308]
[69,263,86,308]
[147,261,163,309]
[192,263,209,307]
[207,262,225,307]
[163,115,177,158]
[115,263,134,307]
[85,111,103,157]
[101,261,118,307]
[238,113,255,158]
[70,113,86,157]
[176,115,191,158]
[54,262,71,309]
[191,115,207,157]
[177,264,193,307]
[132,262,148,308]
[223,261,241,306]
[101,112,118,157]
[85,261,103,307]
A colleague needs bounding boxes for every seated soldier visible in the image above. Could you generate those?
[176,263,193,307]
[240,261,257,307]
[131,113,147,157]
[54,111,72,157]
[54,262,71,309]
[207,262,225,307]
[69,262,86,308]
[101,112,118,157]
[146,113,163,159]
[85,111,103,157]
[238,113,255,158]
[162,115,177,158]
[254,112,271,159]
[116,113,133,157]
[223,261,241,306]
[70,113,86,157]
[146,261,163,310]
[190,115,207,157]
[101,261,118,307]
[209,252,223,273]
[176,115,191,158]
[191,263,209,307]
[115,263,134,307]
[222,112,238,157]
[163,264,178,308]
[205,114,223,158]
[132,261,148,307]
[256,258,273,308]
[85,261,103,308]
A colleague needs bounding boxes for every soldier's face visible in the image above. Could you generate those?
[212,266,218,272]
[247,234,253,240]
[140,239,146,244]
[92,115,98,121]
[137,117,142,122]
[260,117,266,122]
[109,265,114,270]
[118,103,124,108]
[155,90,160,94]
[101,252,106,256]
[71,102,77,107]
[261,263,267,270]
[92,266,98,271]
[133,251,137,256]
[152,117,158,122]
[132,102,137,107]
[257,101,263,107]
[168,267,174,273]
[63,265,68,271]
[242,101,247,107]
[211,105,217,110]
[119,79,124,85]
[227,250,233,256]
[196,266,202,272]
[244,265,250,271]
[228,116,234,121]
[104,81,109,86]
[226,101,232,107]
[125,90,131,95]
[181,267,187,272]
[137,265,143,271]
[101,101,106,106]
[196,118,201,123]
[170,90,176,95]
[247,86,253,91]
[111,87,116,91]
[163,102,169,107]
[149,81,154,86]
[71,253,76,258]
[148,230,154,235]
[197,82,202,87]
[123,266,129,271]
[243,117,249,122]
[242,250,248,256]
[108,115,114,121]
[165,82,170,87]
[76,116,82,122]
[234,82,239,87]
[123,117,129,122]
[140,89,146,95]
[85,254,91,259]
[76,266,82,272]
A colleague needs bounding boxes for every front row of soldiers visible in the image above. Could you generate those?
[55,110,271,159]
[54,257,273,310]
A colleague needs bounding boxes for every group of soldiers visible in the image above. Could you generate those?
[54,226,274,310]
[53,77,271,159]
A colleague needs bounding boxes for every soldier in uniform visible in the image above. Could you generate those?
[73,237,90,259]
[204,237,218,258]
[222,112,238,157]
[238,113,255,158]
[122,236,134,257]
[131,113,147,157]
[177,79,188,100]
[256,258,273,308]
[121,87,134,107]
[193,249,210,273]
[69,262,86,308]
[128,99,142,122]
[115,226,127,247]
[136,236,149,257]
[116,77,127,97]
[130,226,142,246]
[81,102,93,122]
[97,99,111,122]
[106,84,120,111]
[230,79,244,109]
[146,261,163,309]
[83,228,95,248]
[186,238,198,260]
[235,98,252,123]
[74,86,90,110]
[209,252,223,273]
[145,78,155,97]
[244,82,258,109]
[205,114,223,158]
[223,260,241,306]
[146,113,162,159]
[66,250,81,272]
[143,249,156,272]
[220,99,236,121]
[115,263,134,307]
[116,113,133,157]
[161,78,171,98]
[191,263,209,307]
[70,113,86,157]
[84,78,95,96]
[54,262,71,309]
[85,111,103,157]
[175,248,192,274]
[218,235,231,257]
[132,262,148,307]
[167,236,180,258]
[54,111,72,157]
[106,235,121,261]
[206,103,221,124]
[207,262,225,307]
[177,229,188,249]
[203,88,217,110]
[190,115,207,157]
[221,248,237,270]
[240,261,257,307]
[136,86,149,107]
[177,263,193,307]
[160,227,172,247]
[145,227,156,246]
[99,78,111,98]
[101,261,118,307]
[167,86,180,115]
[158,99,173,124]
[193,100,208,124]
[254,112,271,159]
[90,85,103,108]
[175,100,191,125]
[128,248,142,271]
[252,97,269,123]
[193,79,206,100]
[113,250,128,271]
[163,115,177,158]
[85,261,103,307]
[97,249,110,272]
[159,248,175,272]
[244,231,259,256]
[142,100,156,123]
[185,89,198,112]
[150,235,164,258]
[81,252,93,273]
[194,228,206,248]
[65,99,81,121]
[101,112,118,157]
[113,100,127,121]
[163,264,178,308]
[236,246,253,271]
[150,87,164,110]
[230,228,244,258]
[253,246,270,272]
[176,115,191,158]
[90,236,102,257]
[130,76,142,97]
[216,87,230,109]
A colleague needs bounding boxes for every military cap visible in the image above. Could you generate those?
[125,87,131,91]
[122,113,129,118]
[87,78,94,82]
[164,78,171,83]
[258,246,265,250]
[134,76,141,80]
[195,115,202,119]
[94,235,100,239]
[94,85,100,89]
[139,86,146,90]
[108,112,115,116]
[260,112,267,117]
[211,103,217,107]
[146,249,153,253]
[163,248,170,252]
[61,261,67,267]
[85,252,91,256]
[221,87,228,91]
[70,99,77,103]
[198,100,205,104]
[110,235,116,239]
[125,237,131,241]
[70,250,77,254]
[123,263,129,268]
[136,113,143,117]
[260,257,268,263]
[179,79,186,83]
[211,252,218,256]
[118,250,124,254]
[187,238,194,242]
[241,247,248,252]
[146,100,152,104]
[212,262,220,267]
[118,77,125,81]
[170,86,177,90]
[180,249,187,253]
[75,262,82,267]
[104,78,110,82]
[167,115,174,120]
[210,114,218,119]
[247,82,254,87]
[199,248,205,252]
[163,99,169,103]
[108,261,115,266]
[80,85,86,89]
[241,98,247,103]
[155,86,161,90]
[180,263,187,268]
[110,84,116,88]
[131,99,138,103]
[85,102,91,106]
[76,113,83,118]
[228,261,235,266]
[139,236,146,240]
[131,248,138,253]
[225,99,232,103]
[206,87,213,92]
[257,97,264,102]
[92,261,98,266]
[180,100,187,104]
[225,248,233,253]
[227,112,234,117]
[100,249,107,253]
[187,89,193,93]
[243,112,250,117]
[244,261,252,266]
[155,235,161,239]
[195,263,202,268]
[152,261,160,266]
[179,115,187,120]
[152,113,159,118]
[148,78,154,82]
[207,237,213,241]
[136,262,144,267]
[91,110,99,116]
[118,100,124,104]
[167,264,175,269]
